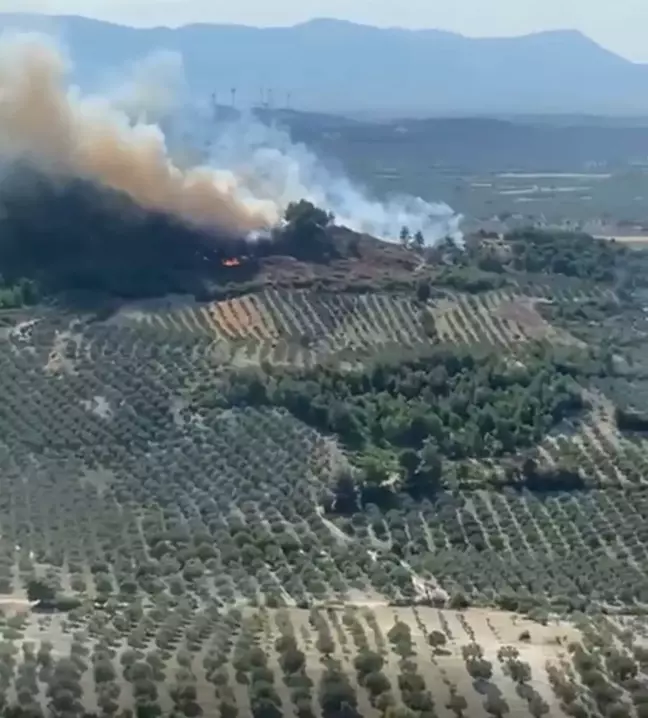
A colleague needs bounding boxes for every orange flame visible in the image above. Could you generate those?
[222,257,241,267]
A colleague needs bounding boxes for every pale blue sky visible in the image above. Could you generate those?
[3,0,647,62]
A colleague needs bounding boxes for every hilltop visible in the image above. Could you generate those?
[2,14,648,115]
[0,169,433,309]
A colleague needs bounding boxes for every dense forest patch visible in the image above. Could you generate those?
[189,343,590,504]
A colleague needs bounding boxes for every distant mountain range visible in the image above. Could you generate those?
[2,14,648,116]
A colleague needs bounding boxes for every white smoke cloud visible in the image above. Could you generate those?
[171,106,462,245]
[223,117,463,244]
[105,49,186,122]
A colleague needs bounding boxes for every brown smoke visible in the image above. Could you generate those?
[0,32,279,236]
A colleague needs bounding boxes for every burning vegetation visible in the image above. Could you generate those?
[222,257,243,268]
[0,167,350,308]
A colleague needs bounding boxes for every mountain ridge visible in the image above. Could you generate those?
[0,13,647,116]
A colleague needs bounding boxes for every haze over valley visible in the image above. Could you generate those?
[3,13,648,116]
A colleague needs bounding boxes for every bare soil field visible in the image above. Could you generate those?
[362,606,578,718]
[0,598,592,718]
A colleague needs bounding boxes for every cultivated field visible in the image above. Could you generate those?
[1,227,648,715]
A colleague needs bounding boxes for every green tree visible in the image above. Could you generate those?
[413,231,425,250]
[484,694,509,717]
[279,647,305,674]
[507,659,531,684]
[427,630,447,649]
[354,651,384,681]
[26,580,55,604]
[284,200,332,230]
[416,279,431,303]
[364,671,391,697]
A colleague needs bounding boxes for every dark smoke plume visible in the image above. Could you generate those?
[0,166,254,302]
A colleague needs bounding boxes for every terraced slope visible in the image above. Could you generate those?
[105,283,607,370]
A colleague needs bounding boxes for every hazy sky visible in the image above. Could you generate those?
[2,0,647,62]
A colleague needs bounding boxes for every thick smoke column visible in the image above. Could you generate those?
[0,30,461,246]
[0,31,278,236]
